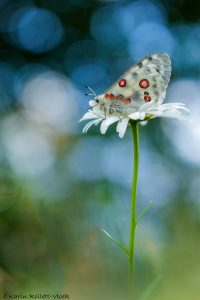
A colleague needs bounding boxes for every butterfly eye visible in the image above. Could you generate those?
[96,99,99,103]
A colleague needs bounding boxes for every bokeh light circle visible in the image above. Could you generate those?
[9,7,64,53]
[163,79,200,166]
[18,69,78,132]
[1,114,55,177]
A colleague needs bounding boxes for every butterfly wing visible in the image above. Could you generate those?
[106,52,171,110]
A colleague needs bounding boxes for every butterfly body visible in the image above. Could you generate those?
[92,52,172,118]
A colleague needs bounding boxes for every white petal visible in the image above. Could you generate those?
[100,116,119,134]
[161,103,190,113]
[146,110,162,116]
[155,110,188,121]
[140,121,148,126]
[92,105,101,113]
[139,112,145,120]
[139,102,154,112]
[82,119,102,133]
[128,111,145,120]
[116,118,129,138]
[146,102,190,121]
[79,111,98,122]
[128,112,140,120]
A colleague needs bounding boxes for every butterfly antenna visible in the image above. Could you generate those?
[84,85,97,97]
[84,93,95,96]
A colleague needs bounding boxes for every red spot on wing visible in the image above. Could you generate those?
[110,93,115,100]
[139,79,149,89]
[116,94,124,100]
[124,98,131,104]
[105,93,115,100]
[105,93,110,99]
[119,79,126,87]
[144,95,151,102]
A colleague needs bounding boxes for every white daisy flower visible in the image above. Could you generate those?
[79,52,190,138]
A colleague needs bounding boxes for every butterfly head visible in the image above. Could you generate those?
[85,86,106,112]
[93,96,99,104]
[94,94,104,104]
[89,94,103,108]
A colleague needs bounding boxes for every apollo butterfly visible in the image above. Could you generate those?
[86,52,171,117]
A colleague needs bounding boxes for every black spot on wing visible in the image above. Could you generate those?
[132,72,138,77]
[145,67,151,73]
[152,76,156,83]
[132,90,142,101]
[154,90,160,96]
[138,62,143,68]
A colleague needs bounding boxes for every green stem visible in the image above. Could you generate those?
[129,121,139,300]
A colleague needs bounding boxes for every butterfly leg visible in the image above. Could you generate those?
[104,109,107,120]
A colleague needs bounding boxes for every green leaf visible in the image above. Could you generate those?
[139,275,162,300]
[101,228,129,257]
[136,201,152,224]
